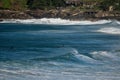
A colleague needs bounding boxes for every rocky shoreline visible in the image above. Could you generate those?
[0,9,120,21]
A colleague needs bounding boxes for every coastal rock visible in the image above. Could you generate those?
[0,9,120,21]
[0,10,33,19]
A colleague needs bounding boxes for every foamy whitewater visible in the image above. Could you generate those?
[97,27,120,34]
[0,18,112,25]
[0,18,120,80]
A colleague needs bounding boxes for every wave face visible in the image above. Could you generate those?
[0,19,120,80]
[0,18,112,25]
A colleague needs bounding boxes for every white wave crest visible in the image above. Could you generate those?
[90,51,119,61]
[70,48,98,64]
[116,21,120,25]
[97,27,120,34]
[0,18,111,25]
[43,48,99,64]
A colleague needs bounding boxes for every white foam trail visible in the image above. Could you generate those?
[0,69,20,74]
[90,51,120,61]
[97,27,120,34]
[0,18,111,25]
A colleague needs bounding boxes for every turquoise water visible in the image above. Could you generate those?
[0,20,120,80]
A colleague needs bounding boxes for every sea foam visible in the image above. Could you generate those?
[97,27,120,34]
[116,21,120,25]
[90,51,120,62]
[0,18,111,25]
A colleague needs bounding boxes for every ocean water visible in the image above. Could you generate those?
[0,19,120,80]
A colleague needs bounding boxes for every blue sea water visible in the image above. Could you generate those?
[0,19,120,80]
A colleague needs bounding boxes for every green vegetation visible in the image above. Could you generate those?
[27,0,65,10]
[0,0,120,11]
[0,0,27,10]
[1,0,11,9]
[100,0,120,11]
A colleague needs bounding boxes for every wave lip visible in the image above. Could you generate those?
[0,18,111,25]
[97,27,120,34]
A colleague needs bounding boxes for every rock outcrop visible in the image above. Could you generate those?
[0,9,120,21]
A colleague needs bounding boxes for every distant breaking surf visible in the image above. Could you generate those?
[0,18,112,25]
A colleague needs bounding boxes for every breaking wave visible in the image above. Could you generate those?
[70,49,98,64]
[97,27,120,34]
[0,18,112,25]
[30,48,99,64]
[116,21,120,25]
[2,48,119,64]
[0,48,96,64]
[0,48,99,64]
[90,51,120,62]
